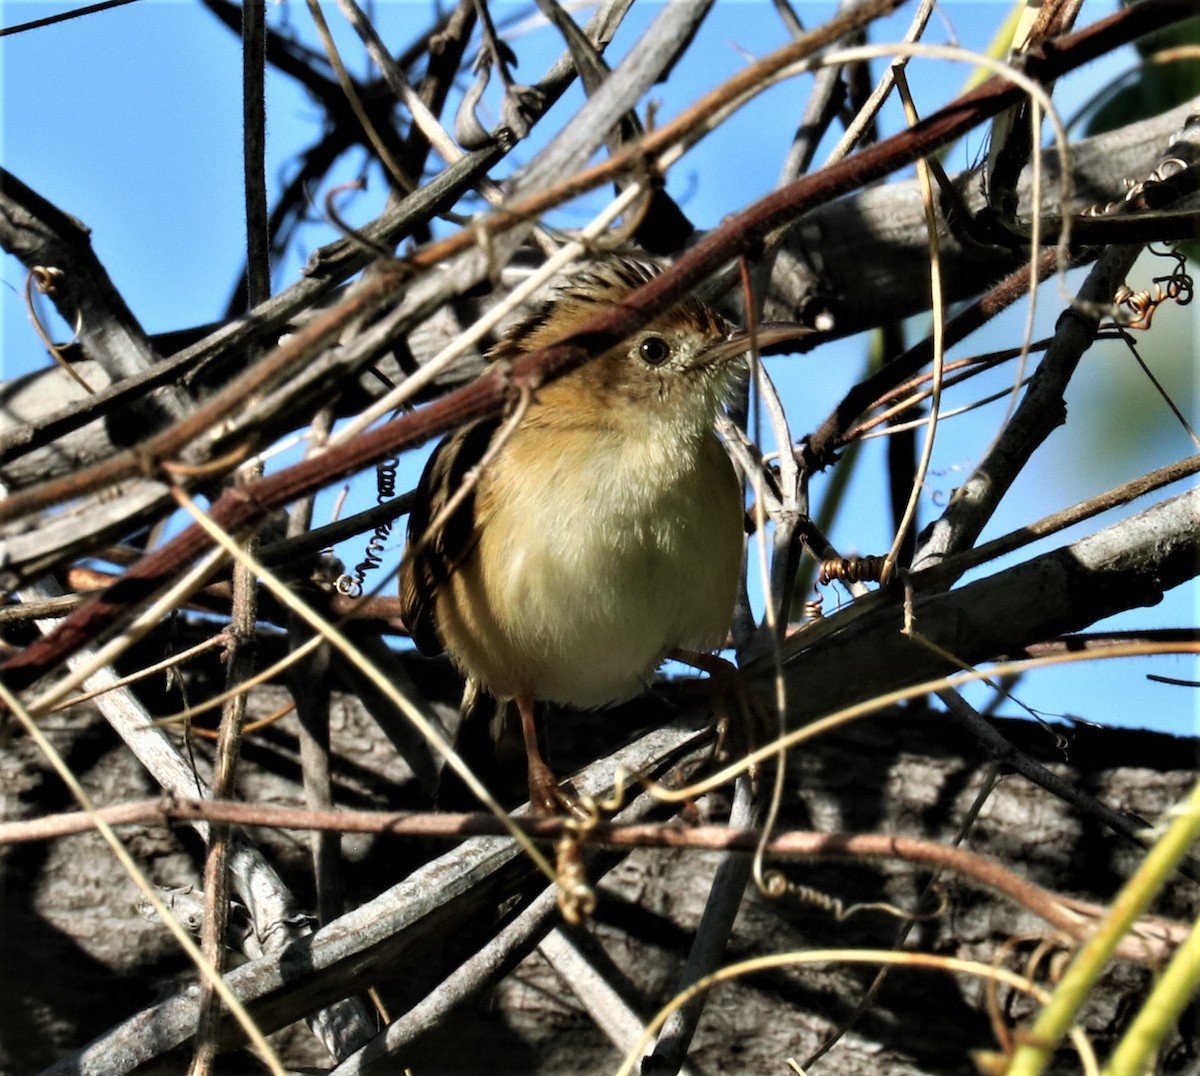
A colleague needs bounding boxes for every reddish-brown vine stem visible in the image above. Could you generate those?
[1,0,1193,693]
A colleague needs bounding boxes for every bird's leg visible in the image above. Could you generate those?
[517,694,562,816]
[670,649,767,772]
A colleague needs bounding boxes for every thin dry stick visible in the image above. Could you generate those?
[23,267,93,393]
[738,363,792,899]
[802,250,1062,470]
[335,0,471,170]
[166,483,559,884]
[854,379,1035,441]
[913,241,1146,571]
[335,0,560,264]
[304,0,414,192]
[189,527,262,1076]
[25,545,232,715]
[48,631,231,712]
[936,687,1175,860]
[925,453,1200,587]
[328,883,565,1074]
[156,634,325,729]
[242,0,270,312]
[1117,328,1200,451]
[647,774,759,1073]
[4,802,1188,963]
[15,574,322,965]
[1001,96,1046,430]
[194,0,271,1010]
[868,345,1048,412]
[539,928,704,1076]
[0,591,82,623]
[0,679,287,1076]
[986,0,1069,434]
[189,699,296,741]
[614,951,1099,1076]
[651,642,1200,807]
[822,0,939,165]
[287,407,343,926]
[880,67,946,584]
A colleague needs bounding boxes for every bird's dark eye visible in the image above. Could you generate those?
[638,336,671,365]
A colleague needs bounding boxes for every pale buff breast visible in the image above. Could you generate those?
[433,423,743,708]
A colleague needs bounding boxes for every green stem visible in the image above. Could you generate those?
[1006,777,1200,1075]
[1100,910,1200,1076]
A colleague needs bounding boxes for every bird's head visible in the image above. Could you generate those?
[487,256,815,442]
[491,257,737,435]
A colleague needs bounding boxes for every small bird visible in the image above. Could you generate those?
[400,257,751,812]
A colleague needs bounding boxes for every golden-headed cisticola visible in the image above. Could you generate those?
[400,257,753,811]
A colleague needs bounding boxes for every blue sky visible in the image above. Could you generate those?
[1,0,1196,736]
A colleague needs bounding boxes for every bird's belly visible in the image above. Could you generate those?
[438,447,741,708]
[502,522,731,706]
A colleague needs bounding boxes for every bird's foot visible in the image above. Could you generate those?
[527,757,578,817]
[672,649,770,780]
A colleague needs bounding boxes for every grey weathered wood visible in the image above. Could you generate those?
[36,717,714,1075]
[766,96,1200,333]
[18,576,378,1064]
[3,99,1193,507]
[0,168,189,422]
[768,486,1200,726]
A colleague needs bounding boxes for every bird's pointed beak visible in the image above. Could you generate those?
[705,322,818,363]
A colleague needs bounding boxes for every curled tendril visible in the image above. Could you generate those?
[818,554,887,587]
[337,455,400,598]
[552,777,630,924]
[1110,245,1193,331]
[24,266,93,394]
[765,874,949,924]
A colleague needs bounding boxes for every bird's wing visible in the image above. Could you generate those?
[399,417,500,655]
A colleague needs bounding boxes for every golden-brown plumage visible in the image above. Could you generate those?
[400,257,746,810]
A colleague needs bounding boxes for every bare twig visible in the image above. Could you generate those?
[0,169,187,416]
[935,688,1190,873]
[644,776,761,1074]
[10,4,1189,692]
[1,799,1187,967]
[286,409,343,926]
[36,716,717,1075]
[912,242,1146,573]
[188,530,261,1076]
